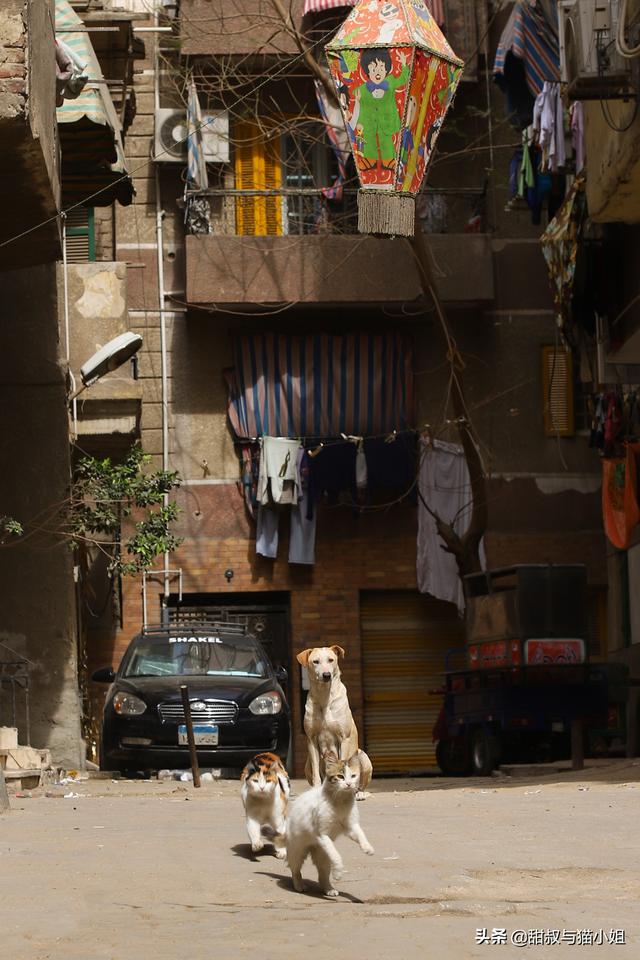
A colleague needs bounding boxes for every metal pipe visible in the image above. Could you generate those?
[180,685,201,788]
[62,215,70,362]
[154,7,170,620]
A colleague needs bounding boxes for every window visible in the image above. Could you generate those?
[234,120,282,236]
[64,206,95,262]
[541,345,575,436]
[282,129,326,235]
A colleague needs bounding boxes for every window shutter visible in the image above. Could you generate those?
[64,207,95,262]
[263,136,282,236]
[234,121,282,237]
[541,345,575,436]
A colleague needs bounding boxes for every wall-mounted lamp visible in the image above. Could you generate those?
[69,332,143,439]
[224,568,234,583]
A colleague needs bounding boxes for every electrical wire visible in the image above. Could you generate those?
[0,20,343,254]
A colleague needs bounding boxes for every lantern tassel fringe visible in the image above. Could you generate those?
[358,190,415,238]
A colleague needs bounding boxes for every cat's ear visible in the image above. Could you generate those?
[322,749,339,763]
[296,648,314,667]
[330,645,346,660]
[241,761,255,781]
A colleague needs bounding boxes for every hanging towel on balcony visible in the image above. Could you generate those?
[314,79,349,202]
[494,0,560,102]
[258,437,303,505]
[532,81,565,172]
[417,438,485,614]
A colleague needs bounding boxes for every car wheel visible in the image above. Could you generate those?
[471,729,498,776]
[436,738,471,776]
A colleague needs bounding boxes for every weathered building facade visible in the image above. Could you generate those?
[0,0,140,767]
[76,0,617,777]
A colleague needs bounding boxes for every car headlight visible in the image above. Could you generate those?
[248,691,282,715]
[112,692,147,716]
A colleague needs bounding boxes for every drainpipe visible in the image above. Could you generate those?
[154,5,170,623]
[61,215,79,439]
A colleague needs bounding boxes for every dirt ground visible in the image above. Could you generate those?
[1,759,639,960]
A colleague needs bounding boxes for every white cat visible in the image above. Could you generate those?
[240,752,290,860]
[285,750,374,897]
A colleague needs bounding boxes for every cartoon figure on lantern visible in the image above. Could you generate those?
[398,94,423,182]
[353,47,409,172]
[337,82,361,147]
[325,0,463,236]
[377,2,404,43]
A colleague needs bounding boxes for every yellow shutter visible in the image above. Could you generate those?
[234,120,282,236]
[361,591,465,773]
[541,345,575,436]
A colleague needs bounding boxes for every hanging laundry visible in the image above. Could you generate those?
[589,394,606,451]
[315,79,349,202]
[355,440,368,491]
[257,437,302,505]
[363,433,417,493]
[569,101,585,172]
[256,449,317,564]
[532,82,565,173]
[308,442,357,503]
[604,391,624,457]
[256,505,279,559]
[289,450,317,565]
[602,444,640,549]
[494,1,560,104]
[417,439,485,615]
[240,442,260,519]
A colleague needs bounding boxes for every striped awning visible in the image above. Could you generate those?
[55,0,133,207]
[494,0,559,97]
[227,333,414,440]
[303,0,445,24]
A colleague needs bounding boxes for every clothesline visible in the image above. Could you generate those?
[233,427,435,448]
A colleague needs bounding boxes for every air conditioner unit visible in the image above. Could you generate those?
[153,109,230,164]
[559,0,631,100]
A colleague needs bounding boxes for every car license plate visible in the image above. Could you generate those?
[178,724,218,746]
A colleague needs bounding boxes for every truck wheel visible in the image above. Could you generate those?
[436,738,470,776]
[471,730,497,776]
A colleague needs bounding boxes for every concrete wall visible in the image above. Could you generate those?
[0,263,82,767]
[0,0,60,267]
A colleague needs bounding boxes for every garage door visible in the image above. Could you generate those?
[361,591,465,773]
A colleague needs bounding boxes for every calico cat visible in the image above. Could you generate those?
[285,750,374,897]
[240,752,290,859]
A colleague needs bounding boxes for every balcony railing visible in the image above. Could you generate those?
[184,185,487,238]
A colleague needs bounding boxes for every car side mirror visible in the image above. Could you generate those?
[275,666,288,684]
[91,666,116,683]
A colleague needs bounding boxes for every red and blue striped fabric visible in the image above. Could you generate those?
[227,333,414,440]
[494,0,559,97]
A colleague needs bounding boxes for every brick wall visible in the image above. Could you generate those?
[86,483,607,776]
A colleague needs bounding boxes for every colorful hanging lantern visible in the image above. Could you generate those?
[325,0,463,237]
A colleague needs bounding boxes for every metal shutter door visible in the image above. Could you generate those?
[362,591,465,773]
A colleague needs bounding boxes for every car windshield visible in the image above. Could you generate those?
[124,635,268,678]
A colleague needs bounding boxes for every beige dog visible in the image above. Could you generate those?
[296,645,372,798]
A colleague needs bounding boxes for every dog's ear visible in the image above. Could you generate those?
[330,645,346,660]
[296,648,313,667]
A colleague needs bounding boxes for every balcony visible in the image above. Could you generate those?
[185,188,494,308]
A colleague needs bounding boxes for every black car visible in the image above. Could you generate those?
[92,623,290,775]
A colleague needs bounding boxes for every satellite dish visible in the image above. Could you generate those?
[80,332,143,388]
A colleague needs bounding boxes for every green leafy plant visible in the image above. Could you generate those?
[0,516,23,543]
[68,444,182,576]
